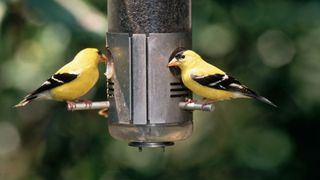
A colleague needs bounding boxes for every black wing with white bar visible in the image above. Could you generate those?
[31,73,78,95]
[191,73,257,95]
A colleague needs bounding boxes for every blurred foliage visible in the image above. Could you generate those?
[0,0,320,179]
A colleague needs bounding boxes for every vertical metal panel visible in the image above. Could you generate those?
[132,34,148,124]
[106,33,131,124]
[148,33,192,123]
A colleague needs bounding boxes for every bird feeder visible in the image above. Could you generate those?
[70,0,214,150]
[105,0,195,150]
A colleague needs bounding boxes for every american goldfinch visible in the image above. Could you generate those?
[168,50,276,107]
[14,48,108,107]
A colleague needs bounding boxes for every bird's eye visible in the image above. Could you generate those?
[97,50,102,55]
[175,53,185,60]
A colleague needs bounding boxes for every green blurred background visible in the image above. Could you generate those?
[1,0,320,179]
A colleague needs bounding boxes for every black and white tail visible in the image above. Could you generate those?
[232,84,277,107]
[229,82,277,107]
[14,94,38,107]
[245,93,277,108]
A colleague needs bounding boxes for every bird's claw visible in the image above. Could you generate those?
[184,98,196,104]
[67,101,77,111]
[182,98,196,112]
[67,100,92,111]
[82,100,93,108]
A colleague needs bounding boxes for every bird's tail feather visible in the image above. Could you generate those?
[14,95,37,108]
[255,96,277,108]
[235,86,277,107]
[247,94,277,108]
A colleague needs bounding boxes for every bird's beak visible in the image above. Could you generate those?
[168,58,180,67]
[99,54,108,62]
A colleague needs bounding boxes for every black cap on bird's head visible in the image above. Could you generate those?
[168,49,190,67]
[168,47,188,67]
[167,48,188,78]
[168,49,202,67]
[168,48,187,61]
[174,50,186,60]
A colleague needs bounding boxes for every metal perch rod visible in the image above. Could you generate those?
[179,102,215,112]
[67,101,110,111]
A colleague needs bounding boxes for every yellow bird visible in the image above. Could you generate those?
[14,48,108,107]
[168,50,276,107]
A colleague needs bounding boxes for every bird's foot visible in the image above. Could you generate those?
[80,99,93,108]
[184,98,196,104]
[67,101,77,111]
[182,98,196,112]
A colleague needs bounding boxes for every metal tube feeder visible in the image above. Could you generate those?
[106,0,193,149]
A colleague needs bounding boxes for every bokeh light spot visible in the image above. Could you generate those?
[0,1,6,24]
[197,24,236,57]
[257,30,296,68]
[40,23,71,54]
[0,41,45,91]
[0,122,21,156]
[290,26,320,106]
